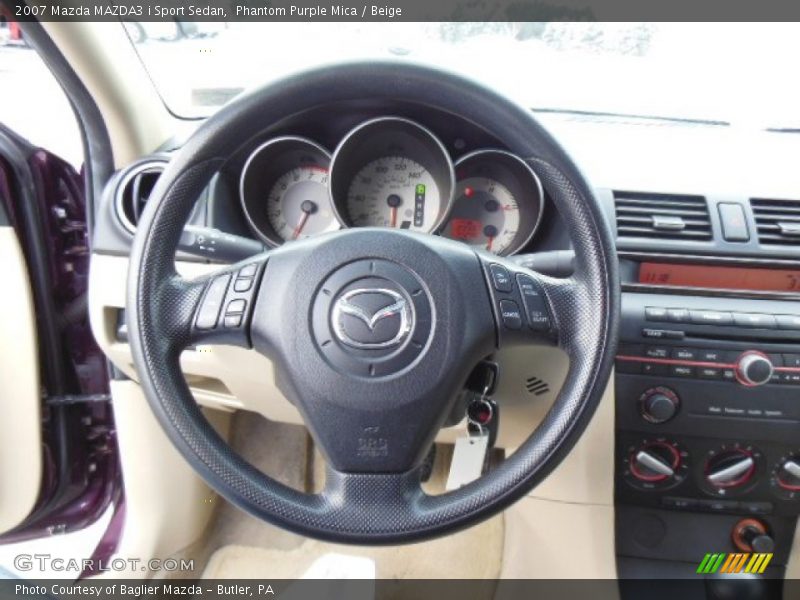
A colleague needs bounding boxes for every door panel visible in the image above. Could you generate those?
[0,202,41,533]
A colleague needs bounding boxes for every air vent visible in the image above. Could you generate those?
[614,191,712,241]
[525,376,550,396]
[115,161,166,233]
[750,198,800,247]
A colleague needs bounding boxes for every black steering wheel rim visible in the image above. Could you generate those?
[127,61,619,544]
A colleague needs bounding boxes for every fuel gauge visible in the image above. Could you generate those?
[443,150,544,256]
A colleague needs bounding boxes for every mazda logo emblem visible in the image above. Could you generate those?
[332,288,413,349]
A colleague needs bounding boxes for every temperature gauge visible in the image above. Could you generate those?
[443,150,543,255]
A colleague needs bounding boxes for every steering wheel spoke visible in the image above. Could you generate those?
[170,254,269,351]
[479,254,577,350]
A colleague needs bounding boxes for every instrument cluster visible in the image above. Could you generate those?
[239,116,545,256]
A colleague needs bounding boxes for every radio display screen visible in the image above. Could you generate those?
[639,262,800,292]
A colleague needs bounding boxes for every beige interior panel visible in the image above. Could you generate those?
[0,227,42,534]
[41,22,174,167]
[500,497,618,583]
[783,522,800,578]
[99,379,230,578]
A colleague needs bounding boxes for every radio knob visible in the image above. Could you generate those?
[705,449,756,489]
[736,352,774,387]
[640,387,680,424]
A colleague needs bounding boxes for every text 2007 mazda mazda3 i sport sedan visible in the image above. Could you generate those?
[1,12,800,600]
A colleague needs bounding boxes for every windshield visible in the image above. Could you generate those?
[129,22,800,128]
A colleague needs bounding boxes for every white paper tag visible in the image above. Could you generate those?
[445,435,489,490]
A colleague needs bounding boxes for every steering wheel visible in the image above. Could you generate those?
[127,61,619,544]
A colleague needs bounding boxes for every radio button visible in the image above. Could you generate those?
[666,308,691,323]
[698,367,722,379]
[698,349,726,363]
[645,346,669,359]
[670,365,695,378]
[691,310,734,326]
[733,312,777,329]
[642,328,684,340]
[671,347,697,361]
[783,354,800,368]
[642,362,669,376]
[722,368,737,381]
[645,306,669,321]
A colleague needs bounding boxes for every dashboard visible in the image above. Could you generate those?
[91,101,800,591]
[93,102,567,262]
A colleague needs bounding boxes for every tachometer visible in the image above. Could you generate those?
[330,117,455,233]
[265,165,333,242]
[240,137,339,246]
[443,150,544,255]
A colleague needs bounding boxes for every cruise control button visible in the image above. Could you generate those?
[195,274,231,330]
[516,274,551,331]
[776,314,800,330]
[733,312,776,329]
[489,264,513,292]
[690,310,733,326]
[499,300,522,330]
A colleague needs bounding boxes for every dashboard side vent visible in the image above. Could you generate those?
[115,161,166,233]
[750,198,800,247]
[614,191,712,241]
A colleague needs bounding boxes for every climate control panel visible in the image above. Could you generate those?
[617,434,800,517]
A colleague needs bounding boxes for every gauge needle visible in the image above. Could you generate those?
[387,194,402,228]
[486,236,494,252]
[292,200,317,240]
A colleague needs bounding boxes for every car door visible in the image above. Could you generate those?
[0,124,118,542]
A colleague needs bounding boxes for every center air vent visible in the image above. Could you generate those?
[115,161,166,233]
[614,191,712,241]
[750,198,800,247]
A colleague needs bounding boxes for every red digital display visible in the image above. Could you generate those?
[450,219,482,240]
[639,262,800,292]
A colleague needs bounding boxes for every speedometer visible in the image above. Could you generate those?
[443,150,544,256]
[330,117,455,233]
[346,157,439,231]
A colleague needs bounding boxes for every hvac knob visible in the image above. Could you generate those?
[631,442,681,482]
[736,352,774,387]
[705,449,756,489]
[639,387,680,424]
[774,457,800,492]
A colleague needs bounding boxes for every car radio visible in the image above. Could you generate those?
[614,279,800,576]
